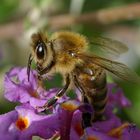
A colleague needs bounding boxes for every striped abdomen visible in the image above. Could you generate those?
[75,63,107,122]
[88,76,107,121]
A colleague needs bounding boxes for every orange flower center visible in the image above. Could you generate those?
[30,91,39,98]
[16,117,29,131]
[87,136,99,140]
[74,122,99,140]
[74,122,84,136]
[61,101,79,111]
[108,123,129,138]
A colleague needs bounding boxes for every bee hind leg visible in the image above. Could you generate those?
[73,75,92,129]
[82,96,92,129]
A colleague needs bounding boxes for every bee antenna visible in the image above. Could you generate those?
[27,54,33,81]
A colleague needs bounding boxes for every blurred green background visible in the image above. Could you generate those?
[0,0,140,127]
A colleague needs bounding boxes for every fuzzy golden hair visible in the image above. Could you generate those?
[30,31,89,74]
[50,31,89,53]
[50,31,89,74]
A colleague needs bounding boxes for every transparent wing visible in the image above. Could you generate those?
[78,54,140,84]
[90,36,128,59]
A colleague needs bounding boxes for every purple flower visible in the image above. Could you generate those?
[2,67,140,140]
[57,100,83,140]
[56,100,115,139]
[58,100,140,140]
[4,67,59,109]
[54,82,140,140]
[58,100,116,140]
[107,83,131,108]
[0,104,59,140]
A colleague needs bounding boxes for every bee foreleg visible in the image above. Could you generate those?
[42,74,70,109]
[36,63,44,87]
[39,60,55,75]
[27,54,33,81]
[36,61,55,87]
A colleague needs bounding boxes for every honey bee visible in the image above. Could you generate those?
[27,31,140,128]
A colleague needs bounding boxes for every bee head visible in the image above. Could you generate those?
[27,32,55,81]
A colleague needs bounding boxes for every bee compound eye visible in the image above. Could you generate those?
[36,43,45,59]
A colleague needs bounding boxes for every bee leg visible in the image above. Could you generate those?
[36,63,44,87]
[27,54,33,81]
[39,60,55,75]
[41,74,70,109]
[36,61,56,87]
[82,97,92,128]
[73,75,92,129]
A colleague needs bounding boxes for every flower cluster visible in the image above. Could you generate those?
[0,67,140,140]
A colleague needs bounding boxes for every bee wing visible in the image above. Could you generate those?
[90,36,128,59]
[78,54,140,84]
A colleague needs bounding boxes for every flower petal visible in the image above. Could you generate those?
[0,105,60,140]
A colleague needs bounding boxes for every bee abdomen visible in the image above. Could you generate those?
[93,98,107,121]
[90,85,108,121]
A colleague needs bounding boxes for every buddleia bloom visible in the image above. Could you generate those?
[0,104,59,140]
[1,67,140,140]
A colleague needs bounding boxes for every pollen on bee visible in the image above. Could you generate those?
[16,116,29,131]
[61,100,80,111]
